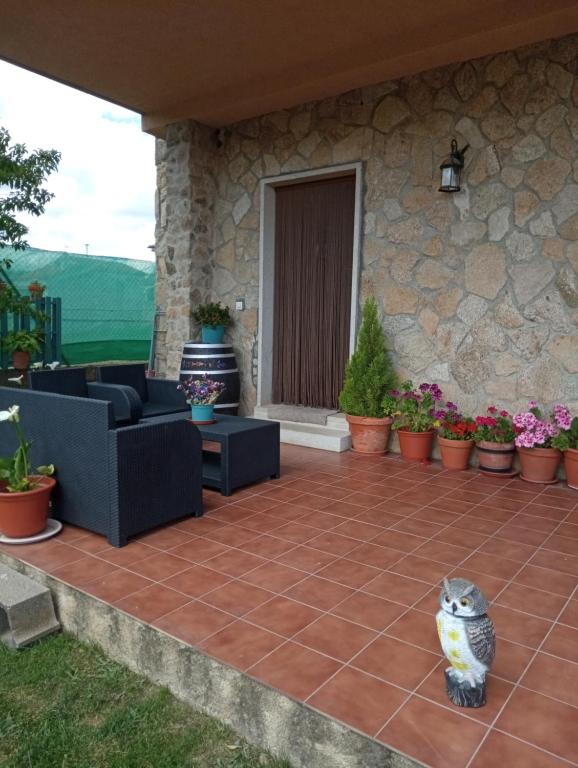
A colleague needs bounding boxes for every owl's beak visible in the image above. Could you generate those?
[451,602,458,613]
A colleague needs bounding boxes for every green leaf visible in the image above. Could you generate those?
[0,127,60,251]
[36,464,55,476]
[13,445,26,481]
[0,456,13,471]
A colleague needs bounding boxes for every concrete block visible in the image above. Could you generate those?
[0,564,60,648]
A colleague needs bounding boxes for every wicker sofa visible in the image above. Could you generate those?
[0,386,203,546]
[28,367,143,425]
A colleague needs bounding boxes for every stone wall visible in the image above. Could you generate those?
[155,33,578,416]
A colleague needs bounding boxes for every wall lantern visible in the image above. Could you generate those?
[439,139,469,193]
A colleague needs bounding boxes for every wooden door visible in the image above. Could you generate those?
[272,175,355,409]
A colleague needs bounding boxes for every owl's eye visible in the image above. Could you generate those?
[459,597,470,607]
[444,596,451,603]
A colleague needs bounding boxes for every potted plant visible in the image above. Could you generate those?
[339,297,397,454]
[2,329,43,370]
[391,381,442,462]
[513,401,563,484]
[473,407,517,475]
[552,408,578,490]
[437,402,476,471]
[192,301,232,344]
[177,376,226,424]
[0,405,55,538]
[28,281,46,298]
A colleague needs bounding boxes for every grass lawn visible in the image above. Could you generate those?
[0,633,292,768]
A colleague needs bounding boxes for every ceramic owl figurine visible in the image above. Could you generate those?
[436,577,496,708]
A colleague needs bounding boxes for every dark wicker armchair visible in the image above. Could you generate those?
[0,386,203,546]
[96,363,188,418]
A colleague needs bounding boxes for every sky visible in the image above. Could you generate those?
[0,60,156,261]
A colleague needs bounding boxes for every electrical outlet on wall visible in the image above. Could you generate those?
[235,299,245,311]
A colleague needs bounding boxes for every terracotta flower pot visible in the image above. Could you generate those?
[397,429,434,462]
[346,415,392,454]
[476,441,515,474]
[563,448,578,490]
[438,436,474,471]
[518,446,561,485]
[0,476,56,538]
[12,350,30,370]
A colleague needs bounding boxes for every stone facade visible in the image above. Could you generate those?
[155,33,578,417]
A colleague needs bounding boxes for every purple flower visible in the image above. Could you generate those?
[419,383,430,393]
[445,401,458,411]
[178,375,226,405]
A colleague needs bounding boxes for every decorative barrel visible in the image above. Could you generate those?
[180,342,240,415]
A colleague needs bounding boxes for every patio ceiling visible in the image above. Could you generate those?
[2,1,578,135]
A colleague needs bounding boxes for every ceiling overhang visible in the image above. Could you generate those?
[2,1,578,136]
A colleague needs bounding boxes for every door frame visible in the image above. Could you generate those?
[257,162,363,407]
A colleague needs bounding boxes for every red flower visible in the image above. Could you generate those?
[500,410,509,417]
[488,406,498,414]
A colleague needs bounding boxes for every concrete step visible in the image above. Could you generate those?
[252,406,351,452]
[326,412,348,429]
[0,564,60,648]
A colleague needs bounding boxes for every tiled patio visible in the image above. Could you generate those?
[2,445,578,768]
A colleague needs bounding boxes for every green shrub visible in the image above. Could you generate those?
[2,329,43,354]
[339,297,397,418]
[192,302,232,328]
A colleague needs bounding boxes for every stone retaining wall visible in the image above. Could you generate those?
[0,552,418,768]
[155,33,578,416]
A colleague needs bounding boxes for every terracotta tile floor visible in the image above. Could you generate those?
[2,444,578,768]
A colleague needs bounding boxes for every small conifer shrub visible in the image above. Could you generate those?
[339,297,397,418]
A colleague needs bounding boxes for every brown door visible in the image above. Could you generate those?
[272,175,355,409]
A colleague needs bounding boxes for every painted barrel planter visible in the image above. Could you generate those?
[180,342,240,415]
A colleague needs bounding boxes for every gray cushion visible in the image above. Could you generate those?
[97,364,148,402]
[141,401,188,418]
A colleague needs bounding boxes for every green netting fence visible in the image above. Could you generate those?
[1,247,155,365]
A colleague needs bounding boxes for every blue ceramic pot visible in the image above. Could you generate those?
[201,325,225,343]
[190,404,215,422]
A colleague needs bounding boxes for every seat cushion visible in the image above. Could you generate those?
[97,364,148,402]
[141,401,189,418]
[28,368,88,397]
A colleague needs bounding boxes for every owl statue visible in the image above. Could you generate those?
[436,577,496,708]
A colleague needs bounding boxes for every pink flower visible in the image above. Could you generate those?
[513,401,568,448]
[553,404,572,431]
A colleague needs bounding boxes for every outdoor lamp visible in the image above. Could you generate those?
[439,139,469,192]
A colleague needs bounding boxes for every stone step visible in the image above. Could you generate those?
[252,406,351,452]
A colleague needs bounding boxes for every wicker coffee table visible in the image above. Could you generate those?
[197,415,280,495]
[143,413,280,495]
